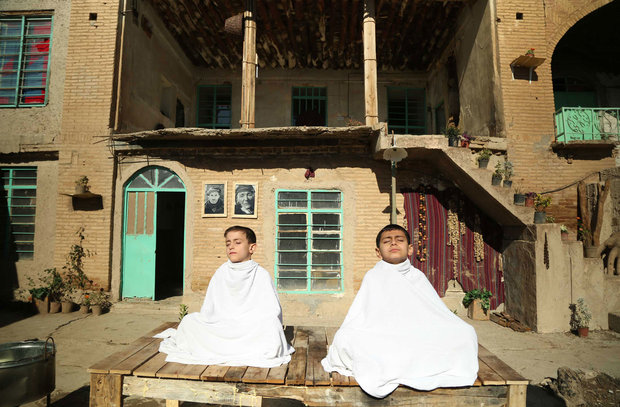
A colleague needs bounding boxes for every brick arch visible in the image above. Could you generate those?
[547,0,612,57]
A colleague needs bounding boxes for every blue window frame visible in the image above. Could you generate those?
[0,16,53,107]
[1,167,37,260]
[292,86,327,126]
[275,190,343,293]
[196,85,232,128]
[387,87,426,134]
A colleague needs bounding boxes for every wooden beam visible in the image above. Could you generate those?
[241,0,256,129]
[363,0,379,126]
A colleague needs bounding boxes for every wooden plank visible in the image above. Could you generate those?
[285,346,307,385]
[331,372,350,386]
[88,336,155,374]
[156,361,187,378]
[476,358,505,385]
[293,327,309,347]
[306,327,330,386]
[478,345,529,384]
[176,364,208,380]
[242,366,270,383]
[165,400,179,407]
[266,364,288,384]
[133,352,168,377]
[144,321,178,338]
[201,364,230,381]
[507,383,527,407]
[224,366,248,382]
[109,339,162,375]
[90,373,122,407]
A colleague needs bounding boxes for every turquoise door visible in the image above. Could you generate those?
[122,167,185,299]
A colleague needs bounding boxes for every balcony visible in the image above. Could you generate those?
[554,107,620,143]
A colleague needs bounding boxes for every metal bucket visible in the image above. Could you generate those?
[0,338,55,407]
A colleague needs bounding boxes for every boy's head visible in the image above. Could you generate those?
[375,224,413,264]
[206,186,221,204]
[224,226,257,263]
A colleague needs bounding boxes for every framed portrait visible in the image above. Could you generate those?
[232,183,258,218]
[203,182,227,218]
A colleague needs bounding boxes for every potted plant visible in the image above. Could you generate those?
[524,192,536,207]
[89,288,111,316]
[560,225,569,241]
[28,283,49,314]
[570,297,591,337]
[42,267,64,313]
[577,216,597,257]
[461,132,473,148]
[513,188,526,206]
[477,148,492,169]
[525,48,535,57]
[534,194,551,224]
[62,227,93,312]
[463,288,493,320]
[75,175,90,194]
[445,117,461,147]
[80,292,91,314]
[492,162,503,186]
[502,160,513,188]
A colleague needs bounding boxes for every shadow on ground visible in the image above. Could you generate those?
[527,385,566,407]
[0,301,36,328]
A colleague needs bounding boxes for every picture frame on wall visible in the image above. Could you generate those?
[203,182,227,218]
[232,183,258,218]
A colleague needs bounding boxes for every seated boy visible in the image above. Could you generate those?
[158,226,294,367]
[321,224,478,398]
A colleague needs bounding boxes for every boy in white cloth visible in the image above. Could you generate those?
[158,226,294,367]
[321,224,479,398]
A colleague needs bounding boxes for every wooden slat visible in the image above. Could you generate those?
[144,321,178,338]
[88,336,155,374]
[242,366,270,383]
[224,366,248,382]
[285,346,307,385]
[90,373,122,407]
[478,345,529,385]
[109,339,162,375]
[331,372,350,386]
[133,352,168,377]
[266,364,288,384]
[293,327,309,347]
[157,361,187,378]
[176,364,208,380]
[201,364,230,381]
[476,359,505,385]
[306,327,330,386]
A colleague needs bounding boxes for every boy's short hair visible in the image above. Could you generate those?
[224,225,257,244]
[376,224,411,247]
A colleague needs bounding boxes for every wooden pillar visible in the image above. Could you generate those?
[90,373,123,407]
[241,0,256,129]
[363,0,378,126]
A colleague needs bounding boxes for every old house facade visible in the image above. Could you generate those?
[1,0,618,332]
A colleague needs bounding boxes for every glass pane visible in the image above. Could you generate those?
[16,242,34,251]
[279,251,307,265]
[11,206,35,215]
[312,236,340,250]
[13,232,34,242]
[278,191,307,208]
[1,169,9,185]
[0,89,16,105]
[278,267,306,279]
[11,223,34,233]
[11,215,35,224]
[312,213,340,231]
[25,19,51,36]
[278,213,306,230]
[311,191,340,209]
[278,278,306,291]
[12,169,37,185]
[0,20,23,37]
[141,169,155,185]
[311,278,340,291]
[160,176,184,189]
[198,87,215,124]
[157,168,173,185]
[13,188,36,197]
[278,235,307,251]
[312,251,340,266]
[17,251,34,260]
[11,197,36,206]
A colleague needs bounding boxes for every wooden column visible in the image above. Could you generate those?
[241,0,257,129]
[363,0,378,126]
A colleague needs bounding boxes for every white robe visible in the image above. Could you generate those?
[158,260,294,367]
[321,259,479,398]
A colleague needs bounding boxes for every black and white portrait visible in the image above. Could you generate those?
[203,182,227,217]
[233,183,257,218]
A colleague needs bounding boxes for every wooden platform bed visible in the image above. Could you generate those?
[88,322,528,407]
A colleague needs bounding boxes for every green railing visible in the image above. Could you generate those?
[554,107,620,142]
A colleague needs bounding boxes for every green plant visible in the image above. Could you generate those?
[28,286,49,301]
[179,304,189,321]
[493,162,504,177]
[525,48,535,56]
[477,148,492,162]
[75,175,89,188]
[42,268,64,302]
[560,225,568,233]
[546,215,555,223]
[63,227,93,291]
[89,288,111,308]
[576,216,592,244]
[534,194,551,212]
[445,117,461,143]
[462,288,493,312]
[570,297,591,330]
[502,160,514,180]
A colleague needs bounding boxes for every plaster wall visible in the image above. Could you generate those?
[0,0,71,153]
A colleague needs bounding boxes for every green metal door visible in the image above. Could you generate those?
[122,167,185,299]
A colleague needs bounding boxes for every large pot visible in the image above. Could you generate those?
[0,338,55,407]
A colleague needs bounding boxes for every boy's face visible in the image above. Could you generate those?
[375,229,413,264]
[207,191,220,204]
[225,230,256,263]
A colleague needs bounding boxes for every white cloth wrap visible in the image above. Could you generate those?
[158,260,294,367]
[321,259,479,398]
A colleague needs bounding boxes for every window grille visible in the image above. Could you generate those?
[292,86,327,126]
[387,87,426,134]
[196,85,232,128]
[1,167,37,260]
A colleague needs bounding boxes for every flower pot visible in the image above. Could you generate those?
[534,211,546,224]
[49,301,61,314]
[503,180,513,188]
[467,299,489,321]
[577,327,589,337]
[491,174,502,186]
[61,301,73,313]
[448,137,459,147]
[91,305,103,316]
[34,298,48,314]
[461,140,470,148]
[513,194,526,206]
[583,245,599,258]
[525,197,535,207]
[561,231,569,241]
[80,305,89,314]
[478,158,489,169]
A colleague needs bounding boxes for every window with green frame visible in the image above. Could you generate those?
[387,87,426,134]
[0,16,53,107]
[196,85,232,128]
[1,167,37,260]
[292,86,327,126]
[275,190,342,293]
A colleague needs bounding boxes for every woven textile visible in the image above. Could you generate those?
[403,189,504,309]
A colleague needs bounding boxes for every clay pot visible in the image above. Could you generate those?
[34,298,48,314]
[577,327,589,337]
[80,304,89,314]
[49,301,61,313]
[461,140,470,148]
[561,231,569,241]
[583,245,599,258]
[467,299,489,321]
[491,174,502,186]
[61,301,73,313]
[91,305,103,316]
[525,197,535,207]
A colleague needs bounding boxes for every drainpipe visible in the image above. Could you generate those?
[113,0,128,131]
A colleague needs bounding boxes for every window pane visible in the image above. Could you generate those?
[311,191,340,209]
[278,191,307,208]
[311,278,340,291]
[12,170,37,185]
[278,213,306,230]
[278,235,307,251]
[278,278,306,291]
[160,176,184,189]
[312,236,340,250]
[198,85,231,128]
[312,213,339,231]
[279,251,307,265]
[278,266,306,279]
[128,175,149,188]
[0,19,23,37]
[312,251,340,266]
[25,19,51,36]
